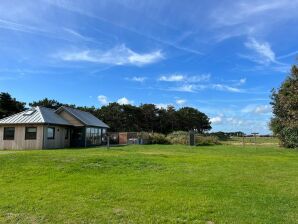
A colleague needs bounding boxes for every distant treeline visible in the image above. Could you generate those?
[0,93,212,134]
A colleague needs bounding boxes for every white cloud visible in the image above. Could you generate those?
[212,84,243,93]
[187,74,211,82]
[210,116,223,125]
[244,38,276,64]
[97,95,108,105]
[159,75,184,82]
[159,73,210,82]
[117,97,134,105]
[239,78,246,84]
[212,1,296,27]
[56,44,164,66]
[174,84,197,92]
[155,103,171,109]
[64,28,94,42]
[242,104,272,114]
[127,76,147,82]
[176,99,186,106]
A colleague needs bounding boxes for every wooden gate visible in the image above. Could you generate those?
[119,132,128,145]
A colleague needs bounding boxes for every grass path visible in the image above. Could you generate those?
[0,145,297,223]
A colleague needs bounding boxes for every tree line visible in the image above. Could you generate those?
[0,93,211,134]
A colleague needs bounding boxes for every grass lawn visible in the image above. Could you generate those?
[222,136,280,145]
[0,145,297,223]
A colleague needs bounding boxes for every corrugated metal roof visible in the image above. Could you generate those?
[39,107,71,125]
[0,106,71,125]
[57,106,109,128]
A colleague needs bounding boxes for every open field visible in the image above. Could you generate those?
[0,145,297,223]
[222,136,280,146]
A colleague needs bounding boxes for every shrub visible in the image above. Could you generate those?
[209,132,230,141]
[148,133,170,144]
[280,127,298,148]
[195,135,219,145]
[166,131,188,144]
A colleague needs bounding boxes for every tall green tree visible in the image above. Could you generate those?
[270,64,298,148]
[0,92,26,118]
[97,103,124,132]
[29,98,76,110]
[176,107,211,133]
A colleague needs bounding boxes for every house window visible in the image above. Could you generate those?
[25,127,37,140]
[65,128,69,139]
[3,127,15,140]
[47,127,55,140]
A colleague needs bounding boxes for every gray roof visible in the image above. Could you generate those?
[57,106,109,128]
[0,106,71,126]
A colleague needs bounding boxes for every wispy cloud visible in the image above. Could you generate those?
[126,76,147,82]
[242,104,272,114]
[277,50,298,60]
[55,44,164,66]
[212,84,243,93]
[0,18,46,34]
[159,75,184,82]
[244,38,276,65]
[44,0,203,56]
[172,84,198,93]
[63,28,95,42]
[212,1,295,27]
[159,73,210,82]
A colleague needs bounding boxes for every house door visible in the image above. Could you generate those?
[70,128,85,147]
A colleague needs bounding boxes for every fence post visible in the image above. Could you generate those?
[107,136,110,149]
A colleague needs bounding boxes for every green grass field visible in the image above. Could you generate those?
[222,136,280,145]
[0,145,297,223]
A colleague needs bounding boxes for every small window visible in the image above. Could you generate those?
[25,127,37,140]
[3,127,15,140]
[65,128,69,140]
[47,127,55,140]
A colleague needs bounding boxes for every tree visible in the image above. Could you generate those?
[97,103,124,132]
[140,104,159,132]
[0,92,26,118]
[176,107,211,133]
[270,64,298,148]
[29,98,76,110]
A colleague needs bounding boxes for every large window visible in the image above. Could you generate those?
[47,127,55,140]
[86,127,102,146]
[25,127,37,140]
[3,127,15,140]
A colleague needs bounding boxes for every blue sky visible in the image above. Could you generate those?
[1,0,298,134]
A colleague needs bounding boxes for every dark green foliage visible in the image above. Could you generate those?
[270,64,298,148]
[0,92,26,118]
[94,103,211,134]
[176,107,211,133]
[29,98,76,110]
[209,131,230,141]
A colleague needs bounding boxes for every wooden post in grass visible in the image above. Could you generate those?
[251,132,259,148]
[242,135,245,147]
[107,136,110,149]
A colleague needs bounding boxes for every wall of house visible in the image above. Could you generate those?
[0,125,43,150]
[43,125,70,149]
[58,111,84,127]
